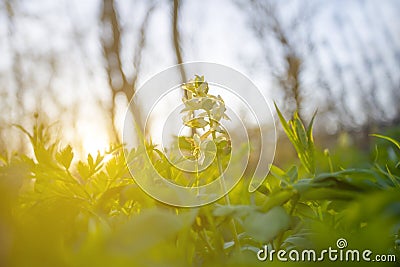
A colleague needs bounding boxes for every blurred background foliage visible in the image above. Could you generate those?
[0,0,400,266]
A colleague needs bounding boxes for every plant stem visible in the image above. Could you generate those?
[204,206,224,253]
[211,130,240,250]
[195,158,200,196]
[199,228,215,254]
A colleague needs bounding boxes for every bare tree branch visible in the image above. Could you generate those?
[172,0,187,87]
[100,0,155,143]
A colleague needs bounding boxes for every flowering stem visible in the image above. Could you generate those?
[211,123,240,250]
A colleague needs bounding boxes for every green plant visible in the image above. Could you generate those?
[180,75,231,188]
[274,103,316,175]
[181,75,240,250]
[0,79,399,266]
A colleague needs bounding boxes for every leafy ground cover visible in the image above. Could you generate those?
[0,77,399,266]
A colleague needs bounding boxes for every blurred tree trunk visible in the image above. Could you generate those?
[172,0,195,136]
[172,0,187,87]
[100,0,154,143]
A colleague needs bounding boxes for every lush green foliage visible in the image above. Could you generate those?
[0,80,399,266]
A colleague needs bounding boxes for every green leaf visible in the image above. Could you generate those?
[287,165,298,183]
[269,164,290,185]
[256,184,270,196]
[314,168,378,185]
[261,189,296,211]
[177,136,192,151]
[370,134,400,152]
[307,110,317,147]
[274,103,316,175]
[106,157,119,178]
[56,145,73,170]
[77,161,91,179]
[87,154,94,169]
[293,111,307,147]
[274,102,296,145]
[292,178,314,194]
[13,124,33,142]
[184,117,208,128]
[243,206,290,243]
[293,202,316,218]
[95,151,104,166]
[385,165,400,188]
[300,188,357,201]
[108,209,196,255]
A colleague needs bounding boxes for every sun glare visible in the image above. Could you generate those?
[81,134,109,156]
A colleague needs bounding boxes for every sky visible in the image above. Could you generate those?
[0,0,399,155]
